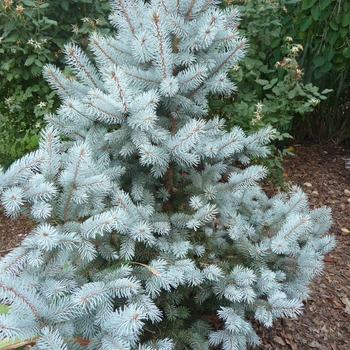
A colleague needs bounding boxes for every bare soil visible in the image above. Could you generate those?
[0,143,349,349]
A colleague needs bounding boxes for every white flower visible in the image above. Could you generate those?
[309,98,320,106]
[290,44,303,55]
[5,97,12,105]
[27,38,35,45]
[81,17,90,22]
[15,5,24,12]
[255,102,264,111]
[37,101,46,108]
[34,41,41,49]
[4,0,13,9]
[291,46,299,54]
[71,24,79,34]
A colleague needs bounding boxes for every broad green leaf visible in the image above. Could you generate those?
[272,87,280,95]
[319,0,331,9]
[2,62,11,71]
[288,88,296,99]
[328,30,339,45]
[331,61,346,70]
[271,38,281,48]
[343,47,350,59]
[21,0,36,6]
[255,79,269,85]
[24,55,36,66]
[258,51,266,60]
[30,65,41,75]
[52,38,68,48]
[319,61,332,73]
[31,85,40,92]
[311,5,321,20]
[34,59,43,67]
[329,21,338,31]
[42,17,57,26]
[4,34,19,43]
[22,70,30,80]
[300,17,312,31]
[263,84,272,90]
[319,9,331,20]
[302,0,317,10]
[312,54,325,67]
[61,0,69,11]
[332,53,344,63]
[252,59,263,68]
[341,13,350,27]
[340,26,348,37]
[244,58,254,70]
[259,65,269,74]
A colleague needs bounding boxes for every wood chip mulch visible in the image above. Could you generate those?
[249,143,350,350]
[0,142,349,349]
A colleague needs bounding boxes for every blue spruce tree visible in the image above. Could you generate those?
[0,1,335,349]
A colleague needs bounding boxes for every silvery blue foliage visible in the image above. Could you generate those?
[0,0,335,349]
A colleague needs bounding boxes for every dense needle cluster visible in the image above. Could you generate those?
[0,1,334,349]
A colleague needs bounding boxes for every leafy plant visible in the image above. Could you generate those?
[280,0,350,143]
[0,1,334,349]
[208,0,331,184]
[0,0,112,168]
[215,0,331,136]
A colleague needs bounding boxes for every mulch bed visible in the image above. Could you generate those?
[0,143,349,349]
[249,143,350,350]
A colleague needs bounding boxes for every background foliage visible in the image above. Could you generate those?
[0,0,111,168]
[282,0,350,144]
[213,0,332,183]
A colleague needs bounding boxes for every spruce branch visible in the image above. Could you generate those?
[65,44,101,89]
[151,11,169,79]
[0,283,40,320]
[187,40,246,99]
[184,0,196,21]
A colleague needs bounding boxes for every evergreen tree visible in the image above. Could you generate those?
[0,1,334,349]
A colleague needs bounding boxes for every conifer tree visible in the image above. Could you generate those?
[0,1,335,349]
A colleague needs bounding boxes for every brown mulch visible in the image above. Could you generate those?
[0,143,349,349]
[249,143,350,350]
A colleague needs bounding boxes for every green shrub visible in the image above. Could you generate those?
[0,0,111,168]
[281,0,350,143]
[209,0,330,184]
[215,0,330,136]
